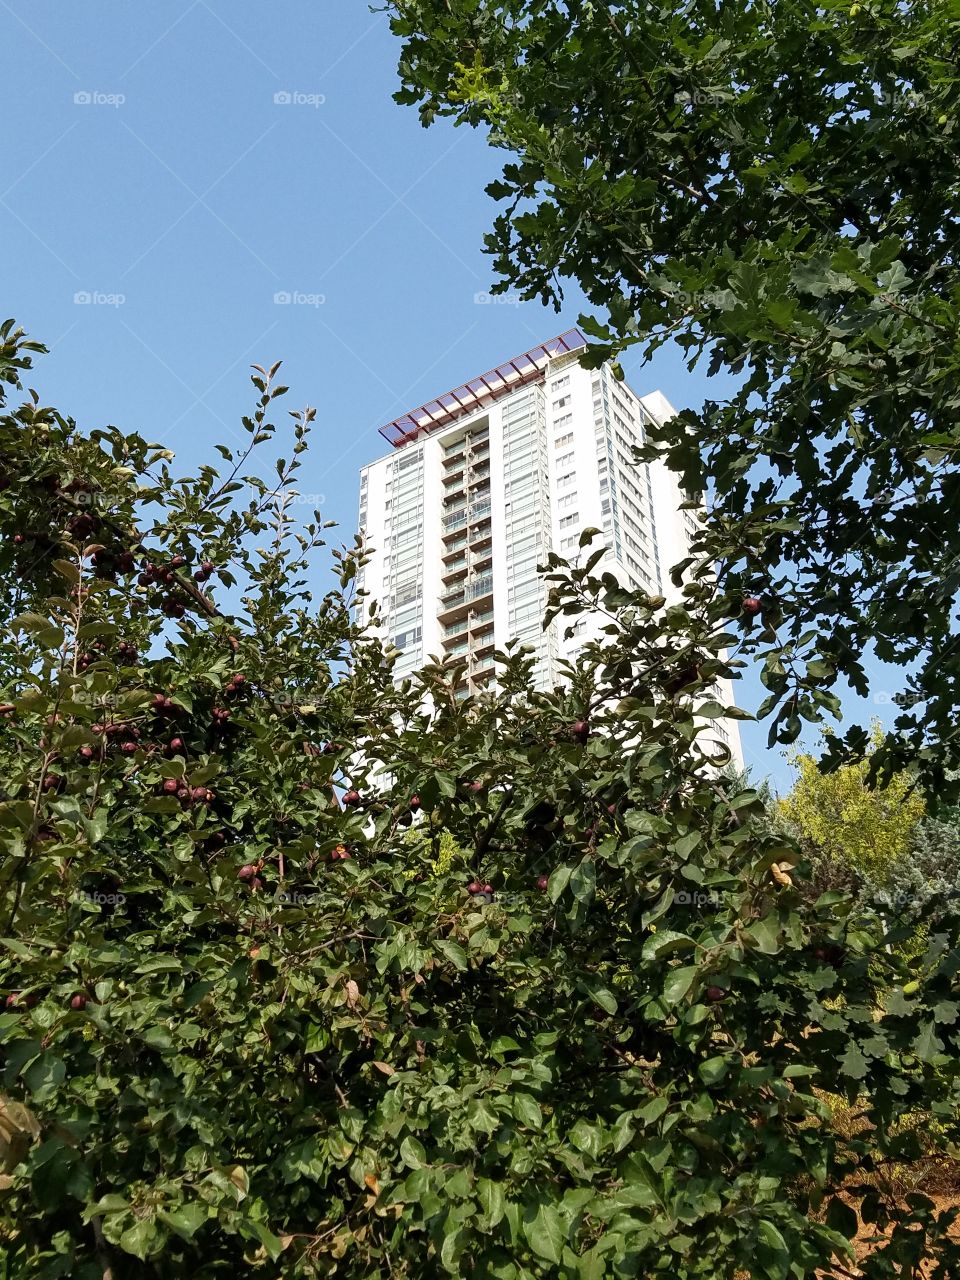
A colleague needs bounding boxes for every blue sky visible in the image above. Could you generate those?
[3,1,900,790]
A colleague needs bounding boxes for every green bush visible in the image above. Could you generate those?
[0,324,958,1278]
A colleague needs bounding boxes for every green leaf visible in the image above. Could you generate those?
[913,1021,945,1062]
[478,1177,505,1226]
[642,930,695,960]
[523,1202,563,1263]
[663,965,698,1006]
[840,1044,868,1079]
[513,1093,542,1129]
[119,1219,158,1260]
[437,939,468,970]
[400,1136,428,1169]
[158,1203,207,1241]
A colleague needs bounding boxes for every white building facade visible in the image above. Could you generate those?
[357,330,742,767]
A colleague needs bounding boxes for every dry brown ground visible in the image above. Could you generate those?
[819,1193,960,1278]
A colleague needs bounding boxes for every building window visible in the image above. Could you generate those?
[393,626,422,651]
[555,432,573,449]
[551,375,570,392]
[559,513,578,529]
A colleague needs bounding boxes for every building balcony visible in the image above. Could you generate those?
[469,522,493,551]
[439,574,494,618]
[472,629,495,655]
[441,560,468,585]
[442,510,467,533]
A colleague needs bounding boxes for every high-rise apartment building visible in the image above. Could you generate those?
[357,329,742,767]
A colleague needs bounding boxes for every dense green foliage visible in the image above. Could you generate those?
[778,728,926,889]
[0,323,959,1277]
[388,0,960,796]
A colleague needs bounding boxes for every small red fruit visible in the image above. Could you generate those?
[70,993,87,1010]
[467,781,484,794]
[121,741,138,755]
[177,787,189,802]
[467,881,482,894]
[79,745,95,761]
[201,560,214,574]
[742,596,762,616]
[706,986,726,1003]
[409,795,421,812]
[152,693,167,711]
[571,719,590,745]
[342,789,361,807]
[162,779,179,795]
[169,738,185,753]
[5,992,20,1009]
[330,844,351,861]
[238,864,258,881]
[170,555,186,569]
[537,874,550,891]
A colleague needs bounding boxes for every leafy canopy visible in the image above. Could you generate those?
[387,0,960,796]
[0,322,958,1277]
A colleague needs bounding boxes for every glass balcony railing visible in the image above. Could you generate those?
[441,575,494,612]
[443,511,467,531]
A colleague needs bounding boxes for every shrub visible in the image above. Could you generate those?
[0,324,958,1278]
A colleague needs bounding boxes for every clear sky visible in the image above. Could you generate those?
[3,1,900,791]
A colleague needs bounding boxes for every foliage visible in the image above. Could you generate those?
[403,823,461,876]
[866,816,960,930]
[387,0,960,796]
[779,728,926,889]
[0,324,959,1278]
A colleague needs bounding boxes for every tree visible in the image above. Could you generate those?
[0,322,959,1277]
[779,727,926,889]
[387,0,960,796]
